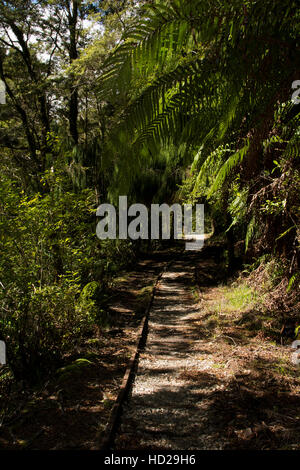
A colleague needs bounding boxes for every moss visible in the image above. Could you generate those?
[56,358,94,383]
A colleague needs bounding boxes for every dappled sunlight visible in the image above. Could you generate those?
[116,250,300,450]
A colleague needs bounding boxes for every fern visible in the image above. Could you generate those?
[97,0,300,214]
[245,217,256,253]
[207,141,250,198]
[287,273,299,293]
[284,140,300,159]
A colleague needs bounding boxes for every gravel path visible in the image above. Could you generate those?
[114,249,300,450]
[115,255,222,450]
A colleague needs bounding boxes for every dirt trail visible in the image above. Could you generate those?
[116,251,300,450]
[116,254,221,450]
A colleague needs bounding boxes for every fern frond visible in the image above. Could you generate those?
[287,273,299,293]
[245,216,256,252]
[284,140,300,159]
[207,140,250,198]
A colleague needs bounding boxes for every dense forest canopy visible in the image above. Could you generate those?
[0,0,299,386]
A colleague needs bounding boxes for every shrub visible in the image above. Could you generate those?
[0,282,96,383]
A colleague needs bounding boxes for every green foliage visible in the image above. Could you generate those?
[0,161,134,382]
[0,283,90,382]
[287,273,300,293]
[0,0,299,386]
[99,0,299,276]
[207,142,250,198]
[78,280,110,328]
[245,217,256,253]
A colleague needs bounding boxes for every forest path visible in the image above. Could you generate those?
[115,249,300,450]
[115,252,223,450]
